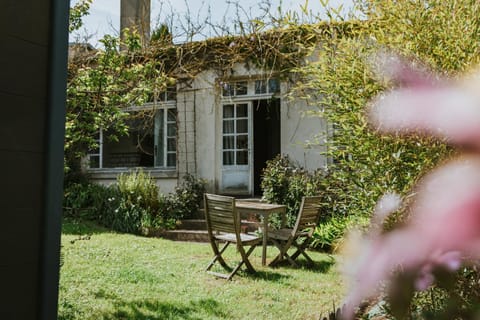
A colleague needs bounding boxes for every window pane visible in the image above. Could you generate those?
[167,138,176,151]
[236,119,248,133]
[223,151,234,165]
[236,104,248,117]
[268,79,280,93]
[223,120,234,133]
[166,153,175,166]
[166,89,176,101]
[155,110,165,167]
[237,151,248,165]
[137,132,154,167]
[255,80,266,94]
[89,155,100,168]
[158,90,167,101]
[236,82,247,95]
[167,123,176,136]
[103,126,152,168]
[223,136,234,149]
[236,135,248,149]
[222,83,234,96]
[88,146,99,153]
[223,105,234,118]
[167,109,176,121]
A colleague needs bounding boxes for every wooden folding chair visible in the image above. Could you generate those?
[268,196,322,267]
[204,193,262,280]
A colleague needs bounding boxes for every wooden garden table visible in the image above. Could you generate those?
[235,200,287,266]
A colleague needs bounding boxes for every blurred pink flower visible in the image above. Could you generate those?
[369,56,480,149]
[343,158,480,319]
[342,56,480,319]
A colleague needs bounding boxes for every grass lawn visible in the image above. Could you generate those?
[58,219,346,320]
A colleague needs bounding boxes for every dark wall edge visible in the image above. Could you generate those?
[39,0,69,319]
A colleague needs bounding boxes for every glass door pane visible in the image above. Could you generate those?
[154,109,164,167]
[221,102,252,195]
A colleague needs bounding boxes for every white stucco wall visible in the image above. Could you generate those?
[87,61,328,196]
[185,69,219,192]
[190,62,328,195]
[88,169,178,194]
[280,85,328,170]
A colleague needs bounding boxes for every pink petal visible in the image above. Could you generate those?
[375,53,435,88]
[369,87,480,147]
[415,271,435,291]
[342,156,480,319]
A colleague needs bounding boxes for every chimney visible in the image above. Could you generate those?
[120,0,151,46]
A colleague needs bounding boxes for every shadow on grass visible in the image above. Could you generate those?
[205,263,291,282]
[270,256,335,273]
[105,298,227,320]
[59,296,227,320]
[61,218,111,236]
[248,269,292,281]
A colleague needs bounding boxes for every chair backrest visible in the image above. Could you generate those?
[204,193,239,235]
[293,196,323,234]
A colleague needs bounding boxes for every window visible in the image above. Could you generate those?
[87,106,177,169]
[254,79,280,94]
[222,81,248,97]
[222,103,249,165]
[162,86,177,102]
[87,130,102,168]
[147,86,176,103]
[154,108,177,167]
[221,79,280,97]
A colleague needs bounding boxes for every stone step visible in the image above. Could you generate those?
[176,219,260,232]
[157,229,210,242]
[176,219,206,230]
[151,219,261,243]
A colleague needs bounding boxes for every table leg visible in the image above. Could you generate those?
[262,215,268,266]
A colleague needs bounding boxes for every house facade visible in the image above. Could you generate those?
[86,61,328,196]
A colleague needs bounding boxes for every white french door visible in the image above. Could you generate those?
[220,102,253,194]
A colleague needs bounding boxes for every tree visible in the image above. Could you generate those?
[69,0,93,33]
[66,31,172,176]
[294,0,480,220]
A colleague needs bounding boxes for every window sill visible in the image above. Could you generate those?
[87,168,178,179]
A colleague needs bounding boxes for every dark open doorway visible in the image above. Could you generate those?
[253,99,281,196]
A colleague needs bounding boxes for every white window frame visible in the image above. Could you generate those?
[87,129,103,169]
[220,78,281,102]
[222,103,250,166]
[154,104,177,168]
[87,101,177,170]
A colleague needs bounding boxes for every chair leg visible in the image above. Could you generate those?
[268,239,299,267]
[207,241,260,280]
[291,240,314,265]
[268,239,284,267]
[241,245,257,272]
[284,252,299,267]
[206,241,231,272]
[225,244,258,280]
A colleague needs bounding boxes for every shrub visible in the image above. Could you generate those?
[63,182,119,221]
[261,155,324,227]
[169,174,206,219]
[157,174,207,224]
[117,169,160,213]
[63,171,207,234]
[311,215,369,252]
[111,169,161,234]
